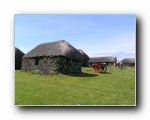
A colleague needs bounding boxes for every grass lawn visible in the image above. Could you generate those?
[15,66,135,106]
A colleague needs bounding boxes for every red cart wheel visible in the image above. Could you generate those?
[94,64,102,73]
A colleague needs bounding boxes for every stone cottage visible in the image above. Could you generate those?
[21,40,83,74]
[121,58,135,67]
[15,47,25,70]
[78,49,89,67]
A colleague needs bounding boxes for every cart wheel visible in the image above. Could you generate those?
[94,65,102,73]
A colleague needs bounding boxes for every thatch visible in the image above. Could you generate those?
[23,40,83,60]
[15,47,25,58]
[78,49,90,60]
[121,58,135,63]
[89,56,115,63]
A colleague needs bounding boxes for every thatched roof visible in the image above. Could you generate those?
[15,47,25,57]
[121,58,135,63]
[23,40,83,60]
[89,56,115,63]
[78,49,90,60]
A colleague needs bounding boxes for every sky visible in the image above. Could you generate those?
[15,14,135,61]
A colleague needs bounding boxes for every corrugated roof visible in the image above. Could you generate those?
[23,40,83,60]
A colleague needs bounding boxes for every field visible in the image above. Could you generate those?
[15,66,135,106]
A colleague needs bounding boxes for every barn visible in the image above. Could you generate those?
[15,47,25,70]
[89,56,115,66]
[78,49,90,67]
[21,40,83,74]
[121,58,135,67]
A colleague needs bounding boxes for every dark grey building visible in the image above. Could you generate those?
[15,47,25,70]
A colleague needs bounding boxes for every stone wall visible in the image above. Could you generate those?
[21,56,82,74]
[122,63,135,67]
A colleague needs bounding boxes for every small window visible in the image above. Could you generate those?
[35,57,39,65]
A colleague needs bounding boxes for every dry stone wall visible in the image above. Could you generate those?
[21,56,82,74]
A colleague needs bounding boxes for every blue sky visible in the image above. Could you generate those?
[15,14,135,61]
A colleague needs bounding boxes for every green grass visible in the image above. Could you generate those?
[15,66,135,106]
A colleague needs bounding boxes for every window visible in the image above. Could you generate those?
[35,57,39,65]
